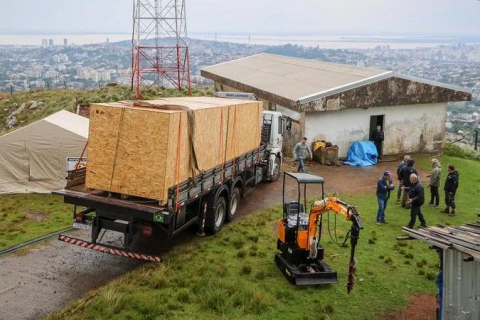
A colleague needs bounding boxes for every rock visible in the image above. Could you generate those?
[5,115,17,129]
[11,103,26,116]
[29,101,38,109]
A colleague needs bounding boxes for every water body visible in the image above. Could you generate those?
[0,33,478,49]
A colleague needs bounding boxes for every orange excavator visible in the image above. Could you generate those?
[275,172,363,293]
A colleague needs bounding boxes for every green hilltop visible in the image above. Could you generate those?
[0,86,214,136]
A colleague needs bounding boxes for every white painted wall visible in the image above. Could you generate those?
[305,103,447,157]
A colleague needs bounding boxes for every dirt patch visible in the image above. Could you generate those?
[26,210,49,221]
[380,294,436,320]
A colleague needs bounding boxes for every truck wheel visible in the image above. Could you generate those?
[226,187,240,222]
[270,157,281,182]
[206,196,226,234]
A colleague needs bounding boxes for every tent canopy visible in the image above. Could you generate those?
[0,110,89,194]
[344,141,378,167]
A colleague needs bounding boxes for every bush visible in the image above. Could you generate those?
[444,142,480,162]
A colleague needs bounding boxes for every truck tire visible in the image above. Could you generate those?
[270,156,281,182]
[206,196,226,234]
[226,187,240,222]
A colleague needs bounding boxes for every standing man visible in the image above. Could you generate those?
[406,173,427,229]
[427,158,442,208]
[371,125,385,159]
[293,137,312,173]
[442,164,459,216]
[396,155,410,203]
[376,171,395,225]
[399,158,418,209]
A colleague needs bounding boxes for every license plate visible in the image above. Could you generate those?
[73,222,89,230]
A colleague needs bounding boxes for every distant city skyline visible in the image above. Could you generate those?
[0,0,479,36]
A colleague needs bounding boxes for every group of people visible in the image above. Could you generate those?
[377,155,459,229]
[293,137,460,230]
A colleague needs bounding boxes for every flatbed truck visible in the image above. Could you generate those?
[55,108,288,261]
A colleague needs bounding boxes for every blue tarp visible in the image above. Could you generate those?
[344,141,378,167]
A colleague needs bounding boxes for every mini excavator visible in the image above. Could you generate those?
[275,172,363,293]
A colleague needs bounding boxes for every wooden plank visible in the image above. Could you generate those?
[401,227,451,249]
[451,244,480,262]
[430,226,480,247]
[458,226,480,236]
[86,98,263,203]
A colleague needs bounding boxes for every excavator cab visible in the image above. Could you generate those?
[275,172,363,290]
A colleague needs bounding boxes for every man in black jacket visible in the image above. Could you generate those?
[406,173,427,229]
[442,164,459,216]
[371,125,384,159]
[399,158,418,209]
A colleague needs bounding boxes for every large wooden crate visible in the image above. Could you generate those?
[85,97,263,204]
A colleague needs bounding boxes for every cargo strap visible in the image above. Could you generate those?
[232,106,237,178]
[220,108,225,183]
[130,101,201,183]
[175,114,183,211]
[109,108,126,194]
[75,141,88,169]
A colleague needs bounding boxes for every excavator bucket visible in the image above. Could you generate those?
[275,253,338,286]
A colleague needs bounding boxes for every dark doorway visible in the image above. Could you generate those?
[369,115,384,140]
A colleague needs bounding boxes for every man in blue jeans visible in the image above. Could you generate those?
[293,137,312,172]
[376,171,395,225]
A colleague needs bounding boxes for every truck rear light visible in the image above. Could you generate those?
[142,226,152,237]
[74,213,84,223]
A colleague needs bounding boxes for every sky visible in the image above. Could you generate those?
[0,0,479,36]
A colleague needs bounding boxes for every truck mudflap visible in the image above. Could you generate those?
[58,235,162,262]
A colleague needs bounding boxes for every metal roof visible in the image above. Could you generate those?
[201,53,472,107]
[202,53,387,103]
[285,172,325,184]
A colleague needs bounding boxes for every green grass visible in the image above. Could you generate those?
[0,85,214,136]
[46,155,479,320]
[0,194,73,250]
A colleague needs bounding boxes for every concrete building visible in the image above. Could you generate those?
[201,54,472,156]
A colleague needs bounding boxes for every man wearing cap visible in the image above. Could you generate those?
[376,171,395,225]
[427,158,442,208]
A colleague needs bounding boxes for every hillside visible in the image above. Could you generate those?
[0,85,214,135]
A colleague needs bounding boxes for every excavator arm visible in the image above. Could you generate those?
[309,197,363,293]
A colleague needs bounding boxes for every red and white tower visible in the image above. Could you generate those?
[132,0,191,99]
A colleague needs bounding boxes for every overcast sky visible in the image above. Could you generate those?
[0,0,479,36]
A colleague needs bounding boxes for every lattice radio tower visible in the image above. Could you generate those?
[131,0,191,99]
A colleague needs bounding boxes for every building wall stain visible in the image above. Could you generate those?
[300,77,471,112]
[384,111,445,155]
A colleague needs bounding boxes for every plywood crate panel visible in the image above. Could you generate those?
[86,97,263,204]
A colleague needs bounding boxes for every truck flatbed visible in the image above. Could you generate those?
[54,188,165,221]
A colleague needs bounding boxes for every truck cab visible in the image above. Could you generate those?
[214,91,287,182]
[261,110,284,182]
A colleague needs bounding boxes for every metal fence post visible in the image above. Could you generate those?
[475,130,478,151]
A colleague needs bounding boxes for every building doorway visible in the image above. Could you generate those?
[369,115,384,140]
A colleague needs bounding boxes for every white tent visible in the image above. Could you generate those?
[0,110,89,194]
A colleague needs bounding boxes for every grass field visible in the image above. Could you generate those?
[46,154,479,320]
[0,194,72,251]
[0,86,214,136]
